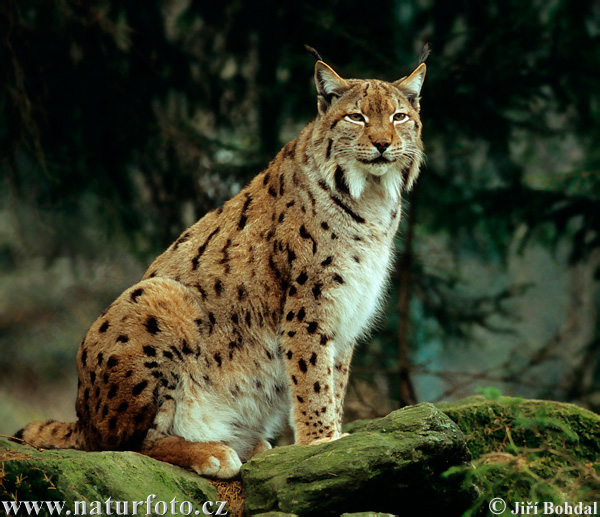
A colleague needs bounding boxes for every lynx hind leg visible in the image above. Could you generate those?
[140,437,242,479]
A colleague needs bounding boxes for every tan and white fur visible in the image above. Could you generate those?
[15,57,426,479]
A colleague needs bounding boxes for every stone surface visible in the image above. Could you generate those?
[241,402,475,516]
[0,440,218,514]
[13,399,587,515]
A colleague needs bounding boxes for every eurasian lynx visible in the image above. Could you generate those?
[16,55,426,479]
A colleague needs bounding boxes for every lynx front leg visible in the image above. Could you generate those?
[332,345,353,436]
[280,321,339,445]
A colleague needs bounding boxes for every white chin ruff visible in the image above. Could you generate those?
[367,166,390,177]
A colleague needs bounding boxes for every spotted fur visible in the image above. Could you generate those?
[15,58,426,479]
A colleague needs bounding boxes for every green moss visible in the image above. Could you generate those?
[0,439,217,512]
[4,397,597,516]
[437,395,600,515]
[242,403,476,516]
[438,395,600,461]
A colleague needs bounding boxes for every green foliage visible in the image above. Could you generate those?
[1,0,261,258]
[475,386,503,401]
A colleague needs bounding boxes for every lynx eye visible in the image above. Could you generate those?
[345,113,365,123]
[393,112,409,123]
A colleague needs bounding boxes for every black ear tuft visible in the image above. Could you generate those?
[418,43,432,66]
[304,44,323,62]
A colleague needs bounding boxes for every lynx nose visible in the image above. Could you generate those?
[372,138,391,154]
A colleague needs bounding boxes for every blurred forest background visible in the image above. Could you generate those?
[1,0,599,435]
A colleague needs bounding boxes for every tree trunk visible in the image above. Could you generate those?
[397,186,418,406]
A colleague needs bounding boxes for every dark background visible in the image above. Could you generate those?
[1,0,599,432]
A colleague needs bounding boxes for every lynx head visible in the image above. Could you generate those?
[312,60,426,198]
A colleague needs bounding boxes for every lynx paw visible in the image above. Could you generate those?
[141,437,242,479]
[191,443,242,479]
[249,438,272,458]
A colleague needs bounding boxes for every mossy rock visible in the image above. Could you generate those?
[3,397,599,516]
[241,402,476,516]
[1,402,475,516]
[436,396,600,514]
[437,395,600,460]
[0,439,218,514]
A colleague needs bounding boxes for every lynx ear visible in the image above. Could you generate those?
[394,63,426,110]
[314,61,350,115]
